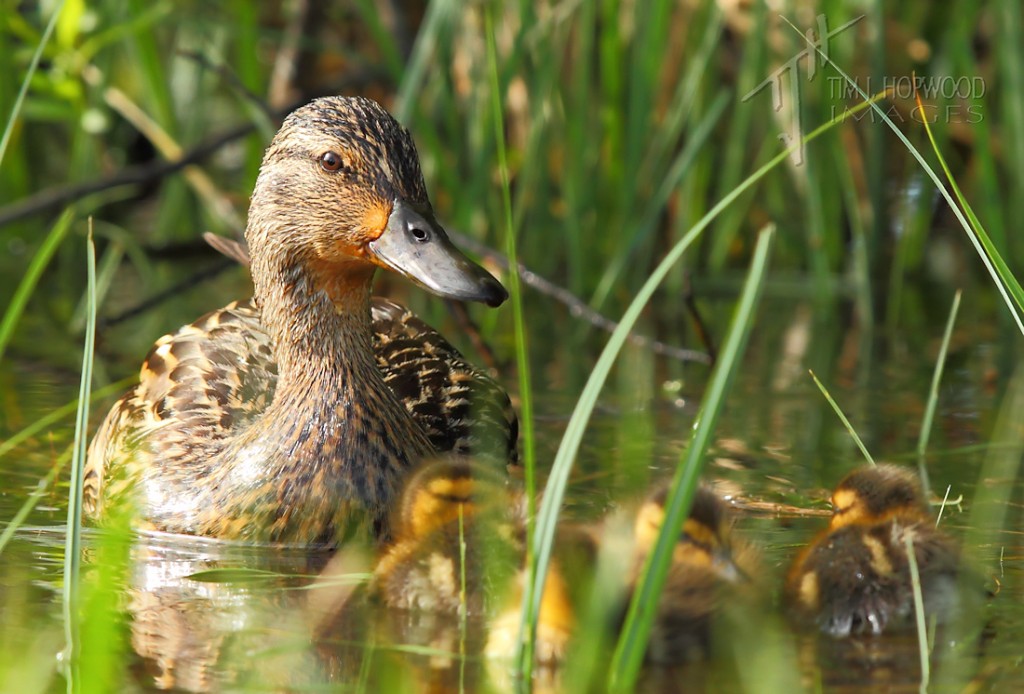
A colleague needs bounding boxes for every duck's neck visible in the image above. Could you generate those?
[256,253,378,379]
[243,242,434,489]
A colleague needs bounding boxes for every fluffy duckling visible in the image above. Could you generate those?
[371,459,519,615]
[484,547,582,667]
[85,96,515,545]
[785,464,960,637]
[624,484,759,664]
[372,459,575,664]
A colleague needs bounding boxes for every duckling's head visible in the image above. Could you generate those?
[247,95,507,307]
[393,459,509,541]
[634,485,745,581]
[829,464,928,530]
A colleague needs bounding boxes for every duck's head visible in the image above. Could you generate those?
[392,459,509,541]
[828,464,928,530]
[247,95,507,307]
[634,485,747,582]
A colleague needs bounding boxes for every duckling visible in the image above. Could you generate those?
[371,459,519,615]
[624,484,759,664]
[785,464,960,637]
[85,96,515,545]
[372,459,575,665]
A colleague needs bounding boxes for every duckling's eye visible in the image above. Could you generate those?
[319,151,344,172]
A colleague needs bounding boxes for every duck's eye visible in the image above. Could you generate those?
[319,151,344,172]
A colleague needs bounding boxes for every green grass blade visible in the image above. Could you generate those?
[75,512,132,692]
[785,18,1024,336]
[62,223,97,667]
[965,367,1024,556]
[935,485,953,529]
[392,0,455,122]
[0,0,65,168]
[184,568,332,583]
[0,377,130,558]
[482,5,538,674]
[0,208,74,366]
[934,365,1024,688]
[590,90,730,310]
[913,92,1024,317]
[353,0,404,81]
[916,289,962,497]
[904,533,930,689]
[809,369,875,467]
[997,0,1024,239]
[519,92,885,667]
[483,5,536,481]
[609,225,774,691]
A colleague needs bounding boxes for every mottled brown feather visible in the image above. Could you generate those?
[85,297,517,540]
[85,96,516,545]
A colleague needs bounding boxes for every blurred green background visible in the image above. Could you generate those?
[2,1,1023,691]
[3,0,1021,374]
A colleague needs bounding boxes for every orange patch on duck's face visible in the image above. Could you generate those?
[330,198,391,264]
[796,569,820,609]
[633,500,665,554]
[361,199,393,240]
[315,197,393,263]
[828,487,927,531]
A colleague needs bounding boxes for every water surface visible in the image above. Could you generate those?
[1,262,1021,692]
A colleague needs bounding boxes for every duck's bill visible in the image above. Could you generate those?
[712,547,750,584]
[368,201,508,307]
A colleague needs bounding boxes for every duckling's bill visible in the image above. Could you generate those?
[368,200,508,307]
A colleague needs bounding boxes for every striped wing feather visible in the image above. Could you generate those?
[84,298,516,516]
[371,298,518,465]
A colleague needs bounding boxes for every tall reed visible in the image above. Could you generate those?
[62,224,96,677]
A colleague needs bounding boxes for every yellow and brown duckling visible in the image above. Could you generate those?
[371,459,519,615]
[623,484,759,664]
[85,96,516,545]
[785,464,960,637]
[371,459,575,664]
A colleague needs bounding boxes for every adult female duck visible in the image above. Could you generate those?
[85,96,516,545]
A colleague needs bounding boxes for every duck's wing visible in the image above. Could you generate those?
[201,234,518,465]
[370,298,518,466]
[84,300,276,517]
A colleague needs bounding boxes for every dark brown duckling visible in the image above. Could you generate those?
[371,459,574,664]
[785,464,961,637]
[85,96,515,545]
[624,484,759,664]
